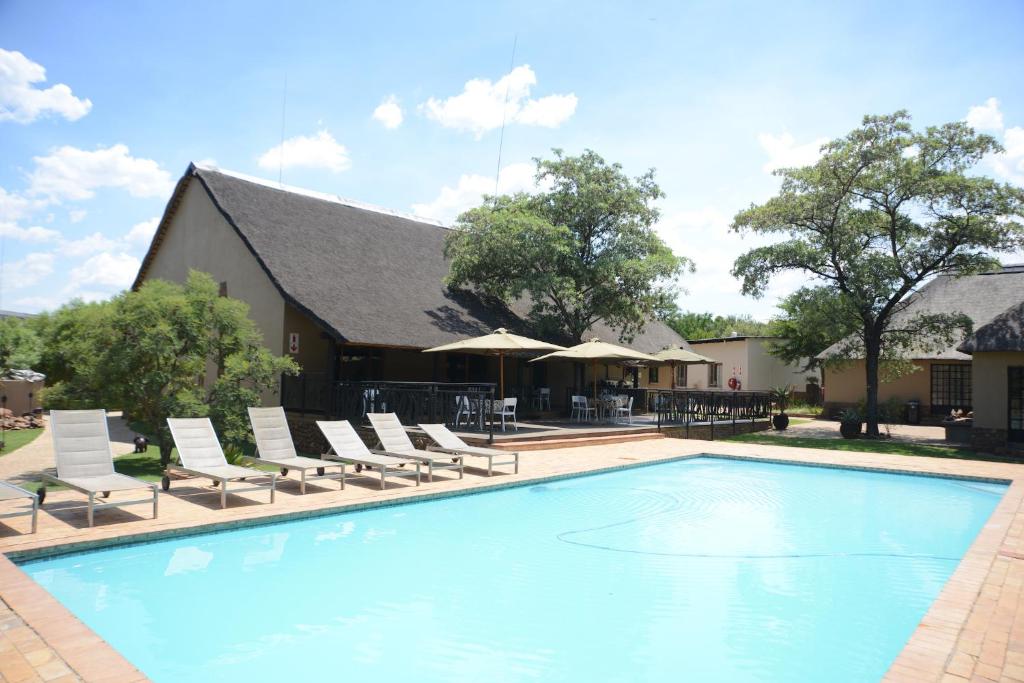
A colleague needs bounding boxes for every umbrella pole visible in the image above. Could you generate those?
[592,359,598,405]
[671,361,676,390]
[499,351,505,400]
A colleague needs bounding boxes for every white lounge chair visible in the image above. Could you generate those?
[42,410,158,527]
[246,407,345,493]
[316,420,420,489]
[0,481,37,533]
[164,418,276,508]
[367,412,464,482]
[418,424,519,477]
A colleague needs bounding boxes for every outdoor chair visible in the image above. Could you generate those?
[492,397,518,432]
[532,387,551,411]
[615,396,635,424]
[367,412,464,482]
[164,418,276,508]
[454,394,476,427]
[41,409,158,527]
[418,423,519,476]
[316,420,421,489]
[571,395,595,422]
[0,480,37,533]
[246,407,345,493]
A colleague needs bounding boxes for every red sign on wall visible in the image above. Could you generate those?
[288,333,299,354]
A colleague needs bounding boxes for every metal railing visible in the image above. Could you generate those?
[652,389,775,439]
[281,375,498,440]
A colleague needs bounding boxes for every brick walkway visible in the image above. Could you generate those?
[1,437,1023,682]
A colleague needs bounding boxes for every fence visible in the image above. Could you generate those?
[652,389,775,438]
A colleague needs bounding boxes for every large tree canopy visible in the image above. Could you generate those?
[766,287,860,372]
[0,316,41,373]
[445,149,691,343]
[38,271,298,464]
[732,111,1024,435]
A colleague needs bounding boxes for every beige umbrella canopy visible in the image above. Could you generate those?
[651,345,717,389]
[531,338,661,403]
[423,328,566,399]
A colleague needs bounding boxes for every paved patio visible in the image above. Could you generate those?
[779,418,952,446]
[1,436,1023,683]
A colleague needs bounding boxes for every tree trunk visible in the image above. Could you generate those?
[159,442,172,467]
[863,334,881,437]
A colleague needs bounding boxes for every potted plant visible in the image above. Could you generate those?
[770,384,792,431]
[838,407,862,439]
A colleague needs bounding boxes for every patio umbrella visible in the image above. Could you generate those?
[651,345,717,389]
[422,328,566,399]
[531,338,660,403]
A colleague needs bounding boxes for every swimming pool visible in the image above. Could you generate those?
[22,456,1006,682]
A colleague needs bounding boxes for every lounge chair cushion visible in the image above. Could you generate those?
[58,473,154,493]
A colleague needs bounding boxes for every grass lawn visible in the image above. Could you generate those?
[724,431,991,460]
[0,427,43,456]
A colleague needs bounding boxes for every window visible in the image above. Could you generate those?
[676,364,688,387]
[218,281,228,297]
[930,363,972,415]
[648,366,659,384]
[709,363,722,388]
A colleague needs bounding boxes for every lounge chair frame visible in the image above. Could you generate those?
[0,481,38,533]
[43,409,158,527]
[418,424,519,476]
[246,407,345,493]
[316,420,421,490]
[367,413,464,482]
[164,418,276,508]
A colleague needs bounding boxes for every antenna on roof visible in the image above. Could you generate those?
[493,34,518,201]
[278,74,288,187]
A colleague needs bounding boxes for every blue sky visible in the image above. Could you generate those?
[1,0,1022,317]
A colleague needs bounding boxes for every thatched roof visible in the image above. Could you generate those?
[135,165,686,353]
[959,300,1024,353]
[816,265,1024,361]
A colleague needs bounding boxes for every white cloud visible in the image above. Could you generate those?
[28,144,174,201]
[411,162,537,223]
[1,252,55,289]
[372,95,403,129]
[757,132,827,173]
[59,231,117,257]
[124,216,160,245]
[0,222,60,243]
[420,65,577,139]
[0,187,37,222]
[0,48,91,123]
[992,126,1024,186]
[68,208,87,223]
[67,251,140,290]
[257,130,351,173]
[966,97,1004,132]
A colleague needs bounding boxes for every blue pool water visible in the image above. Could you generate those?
[23,457,1006,682]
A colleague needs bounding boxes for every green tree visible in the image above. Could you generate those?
[445,149,691,343]
[732,111,1024,436]
[664,310,770,340]
[766,287,860,372]
[40,271,298,465]
[0,316,42,372]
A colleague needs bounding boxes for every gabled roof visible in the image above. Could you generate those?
[816,266,1024,361]
[958,300,1024,353]
[135,165,686,353]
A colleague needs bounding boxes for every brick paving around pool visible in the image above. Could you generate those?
[1,436,1023,683]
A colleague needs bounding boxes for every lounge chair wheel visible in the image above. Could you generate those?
[37,487,46,505]
[212,479,220,487]
[102,491,111,498]
[355,464,363,473]
[280,467,289,477]
[452,458,459,464]
[161,476,170,491]
[316,467,325,476]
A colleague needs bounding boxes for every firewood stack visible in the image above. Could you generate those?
[0,408,44,430]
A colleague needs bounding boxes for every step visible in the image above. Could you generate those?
[482,432,666,452]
